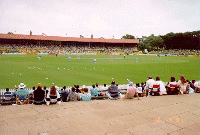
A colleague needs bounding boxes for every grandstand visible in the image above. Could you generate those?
[0,33,139,54]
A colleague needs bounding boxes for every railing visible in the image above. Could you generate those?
[0,84,130,98]
[1,81,199,98]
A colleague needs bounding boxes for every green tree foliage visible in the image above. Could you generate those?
[138,34,164,51]
[80,35,84,38]
[41,33,47,36]
[121,34,135,39]
[163,31,199,50]
[7,32,13,34]
[138,30,199,51]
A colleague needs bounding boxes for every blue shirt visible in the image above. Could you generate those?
[16,88,29,100]
[81,93,91,101]
[90,87,98,97]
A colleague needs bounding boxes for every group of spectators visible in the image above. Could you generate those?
[2,75,200,105]
[0,44,135,54]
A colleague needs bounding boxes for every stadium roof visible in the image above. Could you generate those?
[0,33,139,44]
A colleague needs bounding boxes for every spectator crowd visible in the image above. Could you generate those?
[1,75,200,106]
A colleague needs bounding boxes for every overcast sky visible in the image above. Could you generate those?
[0,0,199,39]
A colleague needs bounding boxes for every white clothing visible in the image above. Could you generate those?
[155,80,167,95]
[29,89,34,95]
[194,82,198,87]
[146,79,156,89]
[188,87,194,94]
[100,86,108,95]
[177,80,188,93]
[137,87,142,93]
[101,86,108,91]
[168,81,177,87]
[46,91,61,105]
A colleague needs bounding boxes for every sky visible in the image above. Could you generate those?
[0,0,199,39]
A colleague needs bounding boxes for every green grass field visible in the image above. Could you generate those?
[0,54,199,89]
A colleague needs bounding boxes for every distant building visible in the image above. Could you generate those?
[0,33,139,51]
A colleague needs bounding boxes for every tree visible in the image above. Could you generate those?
[121,34,135,39]
[80,35,84,38]
[7,32,13,34]
[41,33,47,36]
[162,31,199,50]
[138,34,165,51]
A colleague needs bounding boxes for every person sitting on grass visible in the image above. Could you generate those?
[107,81,119,99]
[124,82,140,101]
[33,83,45,104]
[81,87,91,101]
[67,87,80,102]
[90,84,98,97]
[46,86,61,105]
[177,75,189,94]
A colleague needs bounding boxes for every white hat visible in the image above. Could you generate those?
[128,82,133,86]
[19,83,26,88]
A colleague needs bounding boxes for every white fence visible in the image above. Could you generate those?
[0,84,129,96]
[1,81,199,96]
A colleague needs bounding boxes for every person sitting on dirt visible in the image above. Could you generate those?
[90,84,98,97]
[33,83,45,104]
[107,81,119,99]
[3,88,12,102]
[124,82,140,101]
[166,76,178,95]
[46,86,61,105]
[177,75,189,94]
[67,87,80,102]
[81,87,91,101]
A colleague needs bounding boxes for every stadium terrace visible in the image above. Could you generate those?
[0,33,139,51]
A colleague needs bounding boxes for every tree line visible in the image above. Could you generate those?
[122,30,200,51]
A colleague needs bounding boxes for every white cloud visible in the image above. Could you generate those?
[0,0,199,38]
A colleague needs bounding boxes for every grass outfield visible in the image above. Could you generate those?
[0,54,199,89]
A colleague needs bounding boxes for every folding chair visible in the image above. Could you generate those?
[16,95,29,105]
[152,84,160,96]
[169,84,178,95]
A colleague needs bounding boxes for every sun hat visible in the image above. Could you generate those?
[128,82,133,86]
[18,83,26,89]
[37,83,42,88]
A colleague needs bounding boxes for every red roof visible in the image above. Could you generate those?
[0,33,139,44]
